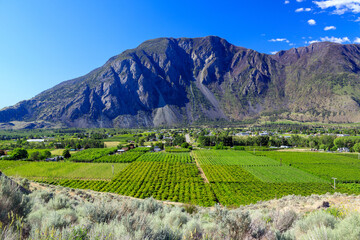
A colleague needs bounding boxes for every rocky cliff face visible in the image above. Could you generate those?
[1,36,360,128]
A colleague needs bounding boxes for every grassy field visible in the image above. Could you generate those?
[193,150,279,166]
[260,151,360,182]
[51,149,79,156]
[3,161,129,180]
[94,152,143,163]
[0,160,30,171]
[260,151,360,164]
[104,141,120,148]
[243,165,328,183]
[69,148,117,162]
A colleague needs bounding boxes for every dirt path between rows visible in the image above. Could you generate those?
[191,152,209,183]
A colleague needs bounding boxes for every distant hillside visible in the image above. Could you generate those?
[1,36,360,129]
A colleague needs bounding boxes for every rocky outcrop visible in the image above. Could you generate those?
[1,36,360,128]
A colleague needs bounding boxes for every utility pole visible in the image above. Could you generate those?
[332,177,337,189]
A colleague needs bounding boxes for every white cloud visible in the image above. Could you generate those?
[307,19,317,25]
[320,36,350,43]
[324,26,336,30]
[313,0,360,15]
[297,0,304,2]
[305,36,351,44]
[355,17,360,22]
[295,7,312,12]
[270,51,278,54]
[285,0,290,4]
[354,37,360,43]
[269,38,290,43]
[306,40,320,44]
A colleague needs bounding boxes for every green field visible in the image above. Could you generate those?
[2,161,129,180]
[37,179,109,191]
[0,160,30,171]
[100,152,216,206]
[103,162,215,206]
[260,151,360,164]
[192,150,360,206]
[94,152,143,163]
[244,165,328,183]
[137,152,194,163]
[165,147,191,152]
[201,165,258,182]
[2,148,360,207]
[260,151,360,183]
[193,150,279,166]
[211,182,351,206]
[69,148,117,162]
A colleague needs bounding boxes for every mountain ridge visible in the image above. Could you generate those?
[1,36,360,129]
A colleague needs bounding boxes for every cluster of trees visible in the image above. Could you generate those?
[54,139,104,149]
[4,148,29,160]
[135,133,186,147]
[29,150,51,161]
[198,136,233,147]
[334,137,360,149]
[197,135,360,151]
[3,148,53,160]
[62,149,71,159]
[3,140,50,150]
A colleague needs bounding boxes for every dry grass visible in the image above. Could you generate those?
[104,141,120,148]
[51,149,79,155]
[243,193,360,215]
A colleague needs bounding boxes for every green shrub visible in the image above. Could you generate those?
[81,199,119,223]
[48,194,72,210]
[11,148,28,160]
[294,211,337,234]
[0,176,30,226]
[234,146,245,151]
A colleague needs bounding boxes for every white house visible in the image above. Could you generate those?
[235,132,249,136]
[26,139,45,143]
[337,147,350,152]
[280,145,291,149]
[154,147,162,152]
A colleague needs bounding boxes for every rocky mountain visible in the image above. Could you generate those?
[1,36,360,128]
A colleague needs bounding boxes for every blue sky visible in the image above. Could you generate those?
[0,0,359,109]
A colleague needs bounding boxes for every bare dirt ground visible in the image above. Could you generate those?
[242,193,360,214]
